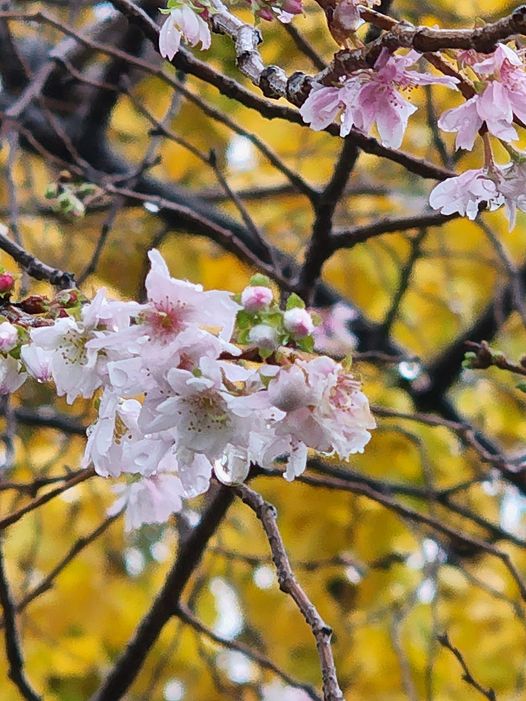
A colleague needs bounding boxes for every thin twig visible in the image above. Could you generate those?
[175,603,322,701]
[235,484,344,701]
[0,540,41,700]
[438,633,497,700]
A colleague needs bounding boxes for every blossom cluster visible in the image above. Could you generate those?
[428,44,526,228]
[300,49,458,149]
[299,38,526,228]
[156,0,526,230]
[2,251,375,530]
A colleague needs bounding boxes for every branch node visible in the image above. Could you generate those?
[259,65,287,99]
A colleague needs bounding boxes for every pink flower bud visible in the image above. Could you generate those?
[256,6,275,21]
[283,308,314,337]
[241,286,273,312]
[281,0,303,14]
[248,323,279,349]
[0,273,15,295]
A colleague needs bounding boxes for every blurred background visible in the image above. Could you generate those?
[1,1,526,699]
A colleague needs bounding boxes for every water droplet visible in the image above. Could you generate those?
[214,448,250,485]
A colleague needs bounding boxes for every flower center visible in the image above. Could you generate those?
[146,300,188,341]
[59,329,89,365]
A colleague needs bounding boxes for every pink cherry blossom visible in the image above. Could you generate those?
[9,247,376,530]
[29,291,107,403]
[333,0,365,32]
[313,302,357,355]
[429,168,501,221]
[299,83,360,136]
[143,249,240,343]
[20,345,53,383]
[0,356,26,395]
[108,474,184,531]
[439,44,526,149]
[301,50,457,147]
[354,49,458,149]
[159,6,211,61]
[494,159,526,229]
[246,357,375,479]
[437,96,482,151]
[332,0,380,34]
[82,392,168,477]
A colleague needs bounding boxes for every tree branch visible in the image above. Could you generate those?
[234,484,344,701]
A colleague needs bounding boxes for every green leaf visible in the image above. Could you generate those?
[248,274,272,288]
[516,381,526,393]
[297,335,314,353]
[286,293,305,310]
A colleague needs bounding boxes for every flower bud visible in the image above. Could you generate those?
[0,272,15,296]
[0,322,18,352]
[282,0,303,14]
[19,295,50,314]
[248,323,279,349]
[283,307,314,337]
[256,6,275,21]
[54,289,80,308]
[241,285,273,311]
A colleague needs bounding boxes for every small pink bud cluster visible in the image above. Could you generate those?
[236,280,316,355]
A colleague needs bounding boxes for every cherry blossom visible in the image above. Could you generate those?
[0,355,26,395]
[108,474,185,532]
[0,322,18,352]
[429,168,502,221]
[29,289,133,404]
[245,357,375,479]
[9,249,375,529]
[301,50,457,147]
[299,81,361,137]
[439,43,526,150]
[429,160,526,228]
[109,250,239,353]
[20,345,53,383]
[355,49,458,149]
[494,159,526,228]
[159,5,211,60]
